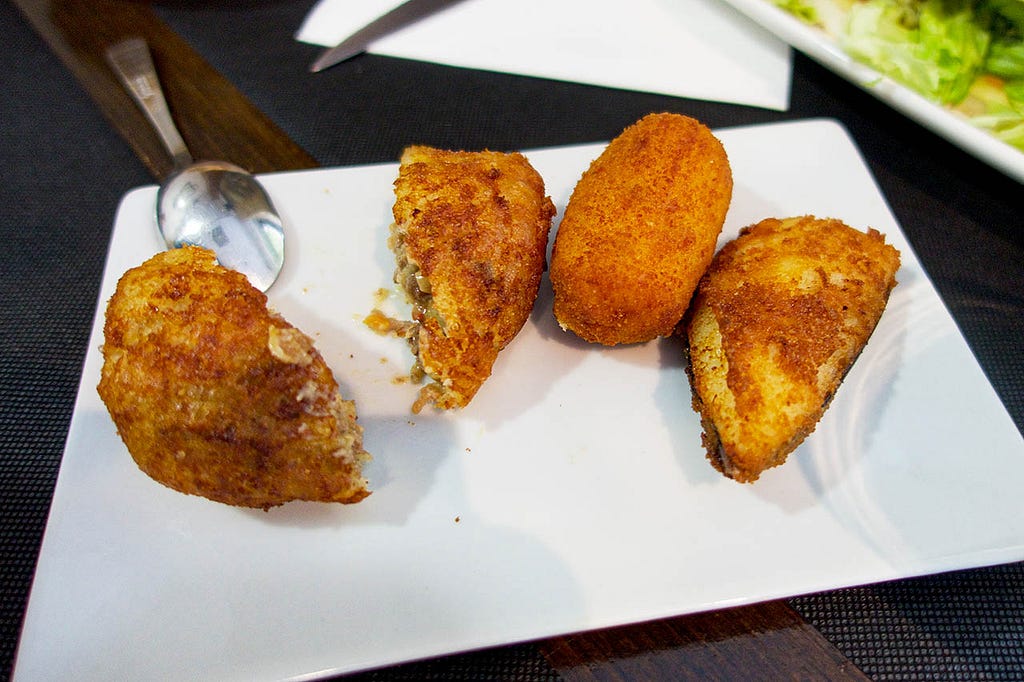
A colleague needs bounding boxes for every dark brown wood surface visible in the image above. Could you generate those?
[542,602,870,681]
[13,0,318,179]
[10,0,870,678]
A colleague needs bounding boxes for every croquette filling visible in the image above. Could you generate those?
[392,231,432,311]
[385,221,449,389]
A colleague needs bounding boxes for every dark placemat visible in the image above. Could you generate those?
[791,564,1024,681]
[0,1,152,677]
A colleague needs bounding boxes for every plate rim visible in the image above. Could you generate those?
[721,0,1024,183]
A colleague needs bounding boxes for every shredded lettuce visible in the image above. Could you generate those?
[842,0,990,104]
[772,0,1024,151]
[986,0,1024,76]
[987,41,1024,76]
[958,73,1024,145]
[774,0,822,22]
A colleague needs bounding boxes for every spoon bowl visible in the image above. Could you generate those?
[106,38,285,291]
[158,160,285,292]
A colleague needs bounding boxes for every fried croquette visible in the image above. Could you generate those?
[383,145,555,412]
[684,216,901,482]
[550,113,732,345]
[97,246,370,509]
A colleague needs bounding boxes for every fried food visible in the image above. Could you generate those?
[386,145,556,412]
[684,216,901,482]
[97,246,370,509]
[550,112,732,345]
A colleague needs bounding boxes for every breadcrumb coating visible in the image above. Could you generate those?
[550,113,732,345]
[684,216,901,482]
[97,246,370,509]
[388,146,555,412]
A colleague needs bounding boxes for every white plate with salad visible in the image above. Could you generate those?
[722,0,1024,182]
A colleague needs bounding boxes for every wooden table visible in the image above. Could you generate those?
[7,0,1023,679]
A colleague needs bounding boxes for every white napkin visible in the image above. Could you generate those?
[297,0,792,111]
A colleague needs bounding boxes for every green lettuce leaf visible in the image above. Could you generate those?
[841,0,990,104]
[986,0,1024,76]
[772,0,1024,151]
[773,0,821,23]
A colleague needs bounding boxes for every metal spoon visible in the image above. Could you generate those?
[105,37,285,292]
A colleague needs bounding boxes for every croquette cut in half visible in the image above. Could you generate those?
[683,216,901,483]
[550,112,733,345]
[97,246,370,509]
[372,145,555,413]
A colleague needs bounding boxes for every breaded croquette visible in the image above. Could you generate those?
[97,246,370,509]
[386,146,556,412]
[684,216,901,482]
[550,113,732,345]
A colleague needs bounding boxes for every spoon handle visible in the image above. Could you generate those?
[105,38,194,171]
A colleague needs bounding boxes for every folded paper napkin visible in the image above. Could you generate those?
[297,0,792,111]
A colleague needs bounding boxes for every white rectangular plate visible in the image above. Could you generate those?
[15,119,1024,681]
[721,0,1024,183]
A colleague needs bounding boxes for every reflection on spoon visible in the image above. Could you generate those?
[105,37,285,292]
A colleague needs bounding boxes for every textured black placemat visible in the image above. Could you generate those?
[1,2,152,678]
[792,564,1024,681]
